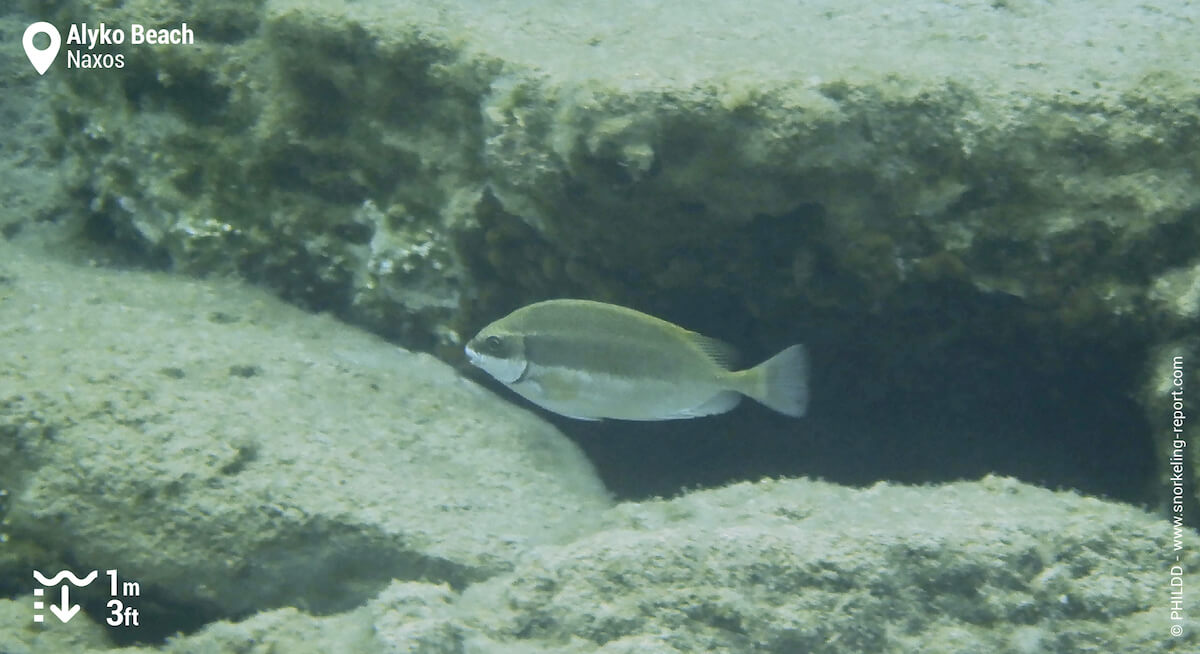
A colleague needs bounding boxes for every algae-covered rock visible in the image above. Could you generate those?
[456,476,1197,653]
[1141,341,1198,515]
[24,0,1199,509]
[0,240,609,622]
[18,477,1190,653]
[0,597,114,654]
[5,2,1198,649]
[37,0,1200,337]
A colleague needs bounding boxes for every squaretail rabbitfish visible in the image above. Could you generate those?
[465,299,809,421]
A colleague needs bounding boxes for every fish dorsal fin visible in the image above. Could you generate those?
[684,331,740,369]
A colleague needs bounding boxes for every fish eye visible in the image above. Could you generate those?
[485,335,503,350]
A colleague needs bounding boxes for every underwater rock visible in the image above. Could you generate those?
[0,242,609,620]
[5,1,1198,649]
[0,597,113,653]
[32,0,1200,511]
[41,0,1199,339]
[457,476,1196,653]
[10,476,1189,653]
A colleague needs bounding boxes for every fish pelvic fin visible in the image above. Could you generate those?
[740,344,809,417]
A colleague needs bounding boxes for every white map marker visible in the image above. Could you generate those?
[23,22,61,75]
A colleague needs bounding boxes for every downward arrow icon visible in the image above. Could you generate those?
[49,585,80,623]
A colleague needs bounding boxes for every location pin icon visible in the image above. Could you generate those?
[23,22,61,76]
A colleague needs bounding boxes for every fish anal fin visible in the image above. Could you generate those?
[662,391,742,419]
[558,412,602,421]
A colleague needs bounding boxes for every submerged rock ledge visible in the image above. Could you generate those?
[0,241,609,623]
[0,245,1192,652]
[27,0,1200,509]
[1,1,1197,649]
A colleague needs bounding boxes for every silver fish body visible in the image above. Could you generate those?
[464,299,808,421]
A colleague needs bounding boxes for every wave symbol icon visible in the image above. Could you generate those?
[33,570,98,587]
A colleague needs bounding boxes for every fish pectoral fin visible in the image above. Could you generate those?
[511,378,601,420]
[662,391,742,419]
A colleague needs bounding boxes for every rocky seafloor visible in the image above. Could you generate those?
[1,0,1199,651]
[5,0,1196,511]
[0,240,1195,652]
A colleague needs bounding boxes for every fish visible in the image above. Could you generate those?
[464,299,809,421]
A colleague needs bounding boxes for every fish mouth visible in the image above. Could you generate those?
[464,344,481,366]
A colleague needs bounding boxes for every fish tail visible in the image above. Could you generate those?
[742,344,809,417]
